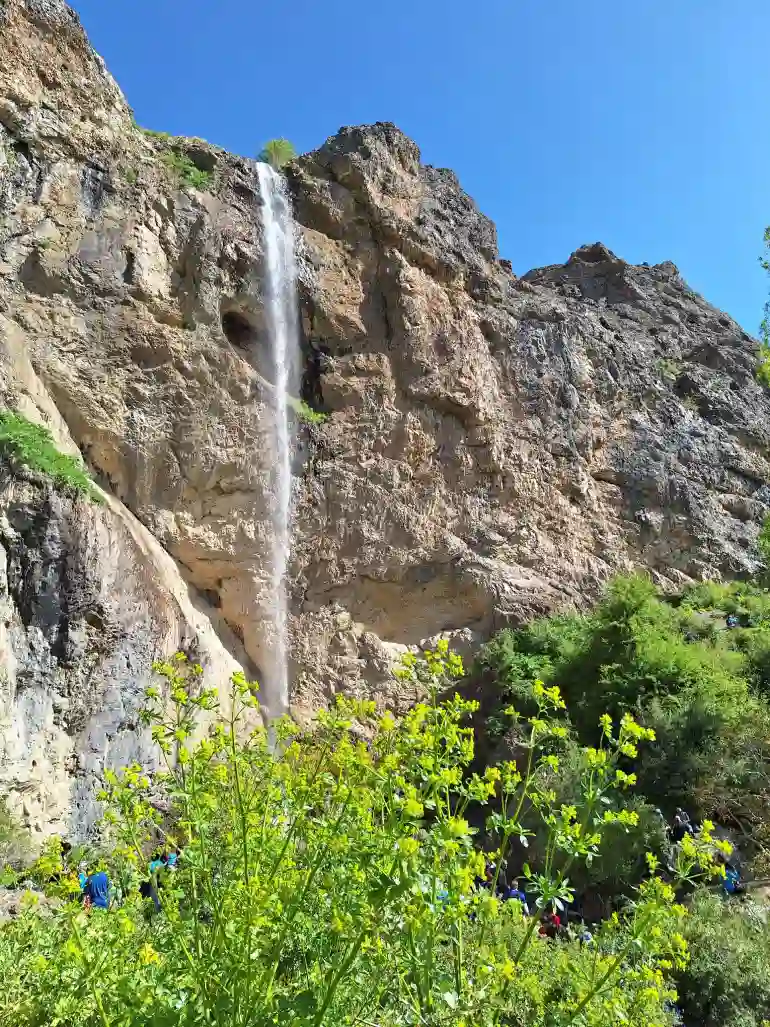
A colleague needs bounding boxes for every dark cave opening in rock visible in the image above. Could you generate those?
[222,310,258,351]
[221,305,276,384]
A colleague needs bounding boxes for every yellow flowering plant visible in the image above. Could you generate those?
[0,646,727,1026]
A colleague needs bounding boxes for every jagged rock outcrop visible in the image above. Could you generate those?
[1,0,769,836]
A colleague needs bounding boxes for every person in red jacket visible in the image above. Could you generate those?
[539,910,561,939]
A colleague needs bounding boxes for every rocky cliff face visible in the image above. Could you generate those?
[1,0,769,838]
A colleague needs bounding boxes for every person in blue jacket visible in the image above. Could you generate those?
[723,864,745,896]
[501,879,529,915]
[83,869,111,910]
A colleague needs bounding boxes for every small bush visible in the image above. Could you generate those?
[0,798,26,867]
[124,168,138,185]
[259,137,297,170]
[757,513,770,571]
[0,411,102,502]
[159,149,211,191]
[138,126,173,142]
[756,343,770,388]
[657,357,682,379]
[288,395,328,425]
[680,580,746,612]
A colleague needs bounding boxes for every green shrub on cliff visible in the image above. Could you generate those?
[0,410,102,502]
[159,148,212,190]
[288,395,328,425]
[259,137,297,170]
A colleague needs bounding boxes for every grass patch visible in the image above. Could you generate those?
[124,167,138,185]
[138,126,173,143]
[133,122,213,191]
[159,149,212,191]
[657,357,682,379]
[0,411,102,502]
[288,396,328,425]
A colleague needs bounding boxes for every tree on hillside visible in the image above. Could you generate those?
[258,138,297,170]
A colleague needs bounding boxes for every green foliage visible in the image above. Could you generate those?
[138,126,173,142]
[0,798,25,867]
[2,143,18,170]
[159,148,212,190]
[678,890,770,1027]
[0,648,726,1027]
[135,123,212,190]
[681,579,748,613]
[657,357,682,380]
[259,137,297,170]
[756,345,770,388]
[474,574,770,846]
[124,167,138,185]
[0,410,102,502]
[288,395,328,425]
[757,513,770,571]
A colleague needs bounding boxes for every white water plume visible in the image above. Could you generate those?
[255,162,300,719]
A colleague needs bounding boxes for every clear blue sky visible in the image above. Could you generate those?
[72,0,769,333]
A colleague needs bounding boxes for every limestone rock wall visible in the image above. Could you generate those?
[287,129,770,707]
[1,0,769,835]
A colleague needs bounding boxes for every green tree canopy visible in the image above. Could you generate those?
[258,138,297,170]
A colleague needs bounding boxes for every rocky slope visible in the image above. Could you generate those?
[1,0,769,837]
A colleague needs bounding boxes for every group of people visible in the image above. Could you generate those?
[75,847,181,912]
[661,808,745,896]
[536,909,594,945]
[670,807,696,843]
[476,863,594,944]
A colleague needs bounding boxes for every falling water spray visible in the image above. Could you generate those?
[255,162,300,719]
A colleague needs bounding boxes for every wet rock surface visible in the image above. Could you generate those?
[1,0,769,835]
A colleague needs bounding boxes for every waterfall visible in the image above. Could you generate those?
[256,162,300,720]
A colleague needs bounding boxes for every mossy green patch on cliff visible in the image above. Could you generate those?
[288,396,328,425]
[135,124,173,143]
[0,411,102,503]
[134,123,213,190]
[159,149,212,190]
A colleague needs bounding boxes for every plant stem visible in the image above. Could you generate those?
[314,926,369,1027]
